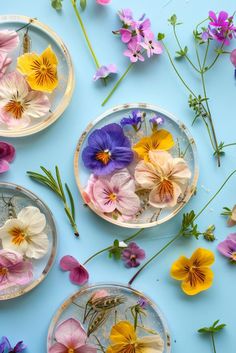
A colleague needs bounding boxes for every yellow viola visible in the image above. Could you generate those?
[106,321,164,353]
[17,45,58,93]
[133,129,174,161]
[170,248,215,296]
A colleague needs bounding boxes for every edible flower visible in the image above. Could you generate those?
[60,255,89,285]
[0,53,12,79]
[0,141,15,173]
[120,110,143,131]
[170,248,215,295]
[0,30,19,53]
[149,115,165,131]
[93,64,117,81]
[217,233,236,263]
[96,0,111,5]
[121,242,146,268]
[0,336,26,353]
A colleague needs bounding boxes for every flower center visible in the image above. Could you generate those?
[67,349,74,353]
[96,149,111,165]
[9,227,27,246]
[4,100,24,119]
[0,267,8,276]
[109,193,117,201]
[187,265,205,287]
[130,255,137,262]
[31,58,56,85]
[158,178,174,202]
[231,252,236,261]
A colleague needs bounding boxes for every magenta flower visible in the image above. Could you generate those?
[0,30,19,53]
[93,64,117,81]
[0,249,33,290]
[137,297,148,309]
[0,141,15,173]
[120,28,133,44]
[0,53,12,79]
[133,18,151,41]
[96,0,111,5]
[140,32,163,58]
[60,255,89,285]
[124,38,145,63]
[118,9,133,26]
[0,336,26,353]
[217,233,236,262]
[203,11,236,45]
[121,242,146,268]
[49,318,97,353]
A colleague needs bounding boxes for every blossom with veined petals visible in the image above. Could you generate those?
[217,233,236,262]
[124,38,145,63]
[60,255,89,285]
[0,30,19,53]
[0,141,15,173]
[0,53,12,79]
[140,32,163,58]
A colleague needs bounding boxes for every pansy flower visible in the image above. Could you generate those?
[0,141,15,173]
[93,64,117,81]
[149,115,165,131]
[0,53,12,79]
[217,233,236,262]
[121,242,146,267]
[60,255,89,285]
[17,45,58,93]
[82,123,134,176]
[0,30,19,53]
[120,109,143,131]
[0,71,50,129]
[135,151,191,208]
[124,38,145,63]
[118,9,134,26]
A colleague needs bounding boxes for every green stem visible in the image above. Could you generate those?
[102,62,134,106]
[206,42,225,71]
[221,142,236,150]
[71,0,100,69]
[211,333,217,353]
[64,203,79,237]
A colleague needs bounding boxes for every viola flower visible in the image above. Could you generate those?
[49,318,97,353]
[60,255,89,285]
[121,242,146,268]
[149,115,165,131]
[0,30,19,53]
[203,11,236,45]
[140,32,163,58]
[0,53,12,79]
[0,206,49,259]
[0,141,15,173]
[82,123,134,176]
[118,9,133,26]
[170,248,215,296]
[135,151,191,208]
[17,45,58,93]
[96,0,111,5]
[0,249,33,290]
[124,38,145,63]
[133,130,174,161]
[137,297,148,309]
[228,205,236,226]
[119,28,133,44]
[217,233,236,262]
[0,337,26,353]
[120,110,143,131]
[93,64,117,81]
[133,18,151,41]
[86,169,140,216]
[0,71,50,129]
[107,321,164,353]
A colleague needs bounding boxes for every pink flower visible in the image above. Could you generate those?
[93,64,117,81]
[49,318,97,353]
[140,32,163,58]
[0,53,12,79]
[85,169,140,216]
[0,30,19,53]
[0,141,15,173]
[120,28,133,44]
[118,9,133,26]
[89,289,108,303]
[230,49,236,67]
[96,0,111,5]
[124,38,145,63]
[132,18,151,41]
[60,255,89,285]
[121,242,146,268]
[0,249,33,290]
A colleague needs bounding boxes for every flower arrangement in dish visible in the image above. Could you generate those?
[74,103,198,228]
[0,15,74,137]
[47,283,171,353]
[0,182,57,300]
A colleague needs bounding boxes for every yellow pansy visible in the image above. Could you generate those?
[133,130,174,161]
[106,321,164,353]
[17,45,58,93]
[170,248,215,296]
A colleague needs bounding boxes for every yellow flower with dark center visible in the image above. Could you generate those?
[17,45,58,93]
[106,321,164,353]
[170,248,215,296]
[133,130,174,161]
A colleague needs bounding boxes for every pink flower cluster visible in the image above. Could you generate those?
[115,9,163,62]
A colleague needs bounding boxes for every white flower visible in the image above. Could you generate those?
[0,206,49,259]
[119,241,128,248]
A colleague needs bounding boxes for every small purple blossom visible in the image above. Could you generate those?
[118,9,133,26]
[119,28,133,44]
[121,242,146,268]
[124,38,145,63]
[133,18,151,41]
[140,32,163,58]
[137,297,148,309]
[120,110,143,131]
[0,141,15,173]
[149,115,165,131]
[93,64,117,81]
[0,337,26,353]
[217,233,236,262]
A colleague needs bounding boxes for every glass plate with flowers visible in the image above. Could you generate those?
[0,182,57,300]
[0,14,74,137]
[47,283,171,353]
[74,103,199,228]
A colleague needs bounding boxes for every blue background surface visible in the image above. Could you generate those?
[0,0,236,352]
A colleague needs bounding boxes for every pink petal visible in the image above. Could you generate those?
[69,265,89,285]
[135,160,159,189]
[0,30,19,53]
[120,29,132,43]
[60,255,79,271]
[0,159,10,173]
[25,90,50,118]
[76,344,97,353]
[96,0,111,5]
[149,181,182,208]
[55,318,87,348]
[93,179,117,213]
[7,260,33,286]
[170,158,192,182]
[116,190,140,216]
[49,342,67,353]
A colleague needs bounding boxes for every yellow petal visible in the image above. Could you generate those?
[133,136,152,160]
[170,256,190,280]
[136,335,164,353]
[26,72,58,93]
[181,267,214,295]
[151,130,175,151]
[190,248,215,267]
[41,45,58,66]
[109,321,136,345]
[17,52,40,75]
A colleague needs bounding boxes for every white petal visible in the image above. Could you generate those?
[18,206,46,234]
[0,219,24,239]
[136,334,164,353]
[110,169,135,191]
[135,160,160,189]
[25,232,49,259]
[0,71,28,104]
[1,234,28,255]
[24,91,50,119]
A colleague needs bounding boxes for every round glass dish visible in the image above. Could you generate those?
[0,15,74,137]
[47,283,171,353]
[74,103,199,229]
[0,182,57,300]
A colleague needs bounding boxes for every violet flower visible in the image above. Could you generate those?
[133,18,151,41]
[121,242,146,268]
[137,297,148,309]
[0,141,15,173]
[0,337,26,353]
[60,255,89,285]
[149,115,165,131]
[124,38,145,63]
[120,110,143,131]
[217,233,236,262]
[203,11,236,45]
[82,123,134,175]
[140,32,163,58]
[93,64,117,81]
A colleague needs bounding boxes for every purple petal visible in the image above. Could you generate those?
[230,49,236,67]
[69,265,89,285]
[60,255,79,271]
[93,64,117,81]
[103,123,131,148]
[12,341,27,352]
[111,147,134,168]
[0,141,15,162]
[120,29,132,43]
[217,239,236,258]
[227,233,236,242]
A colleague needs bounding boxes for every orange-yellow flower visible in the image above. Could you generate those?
[170,248,214,296]
[132,129,174,161]
[106,321,164,353]
[17,45,58,93]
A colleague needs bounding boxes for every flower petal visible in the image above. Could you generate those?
[116,190,140,216]
[181,267,214,296]
[23,90,50,118]
[93,179,117,213]
[69,265,89,285]
[49,343,67,353]
[60,255,79,271]
[0,159,10,173]
[7,260,33,286]
[149,181,182,208]
[109,321,136,344]
[18,206,46,234]
[55,318,87,348]
[135,160,159,189]
[17,52,39,75]
[190,248,215,267]
[24,232,49,259]
[170,256,190,280]
[136,334,164,353]
[217,239,236,258]
[0,30,19,53]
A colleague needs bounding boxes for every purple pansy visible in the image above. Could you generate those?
[121,242,146,268]
[0,141,15,173]
[0,337,26,353]
[82,123,134,176]
[137,297,148,309]
[217,233,236,262]
[120,110,143,131]
[60,255,89,285]
[133,18,151,41]
[93,64,117,81]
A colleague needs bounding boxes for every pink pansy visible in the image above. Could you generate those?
[60,255,89,286]
[49,318,97,353]
[0,71,50,129]
[85,169,140,216]
[0,141,15,173]
[135,151,191,208]
[132,18,151,41]
[96,0,111,5]
[0,249,33,290]
[124,38,145,63]
[0,30,19,53]
[140,32,163,58]
[0,53,12,79]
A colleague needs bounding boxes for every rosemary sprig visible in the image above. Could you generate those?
[27,166,79,237]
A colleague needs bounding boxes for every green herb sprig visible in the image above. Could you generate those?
[27,166,79,237]
[198,320,226,353]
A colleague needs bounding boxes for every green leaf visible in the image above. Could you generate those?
[55,166,66,202]
[175,46,188,59]
[157,33,165,41]
[51,0,63,10]
[65,183,75,220]
[168,14,177,26]
[80,0,87,10]
[198,320,226,334]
